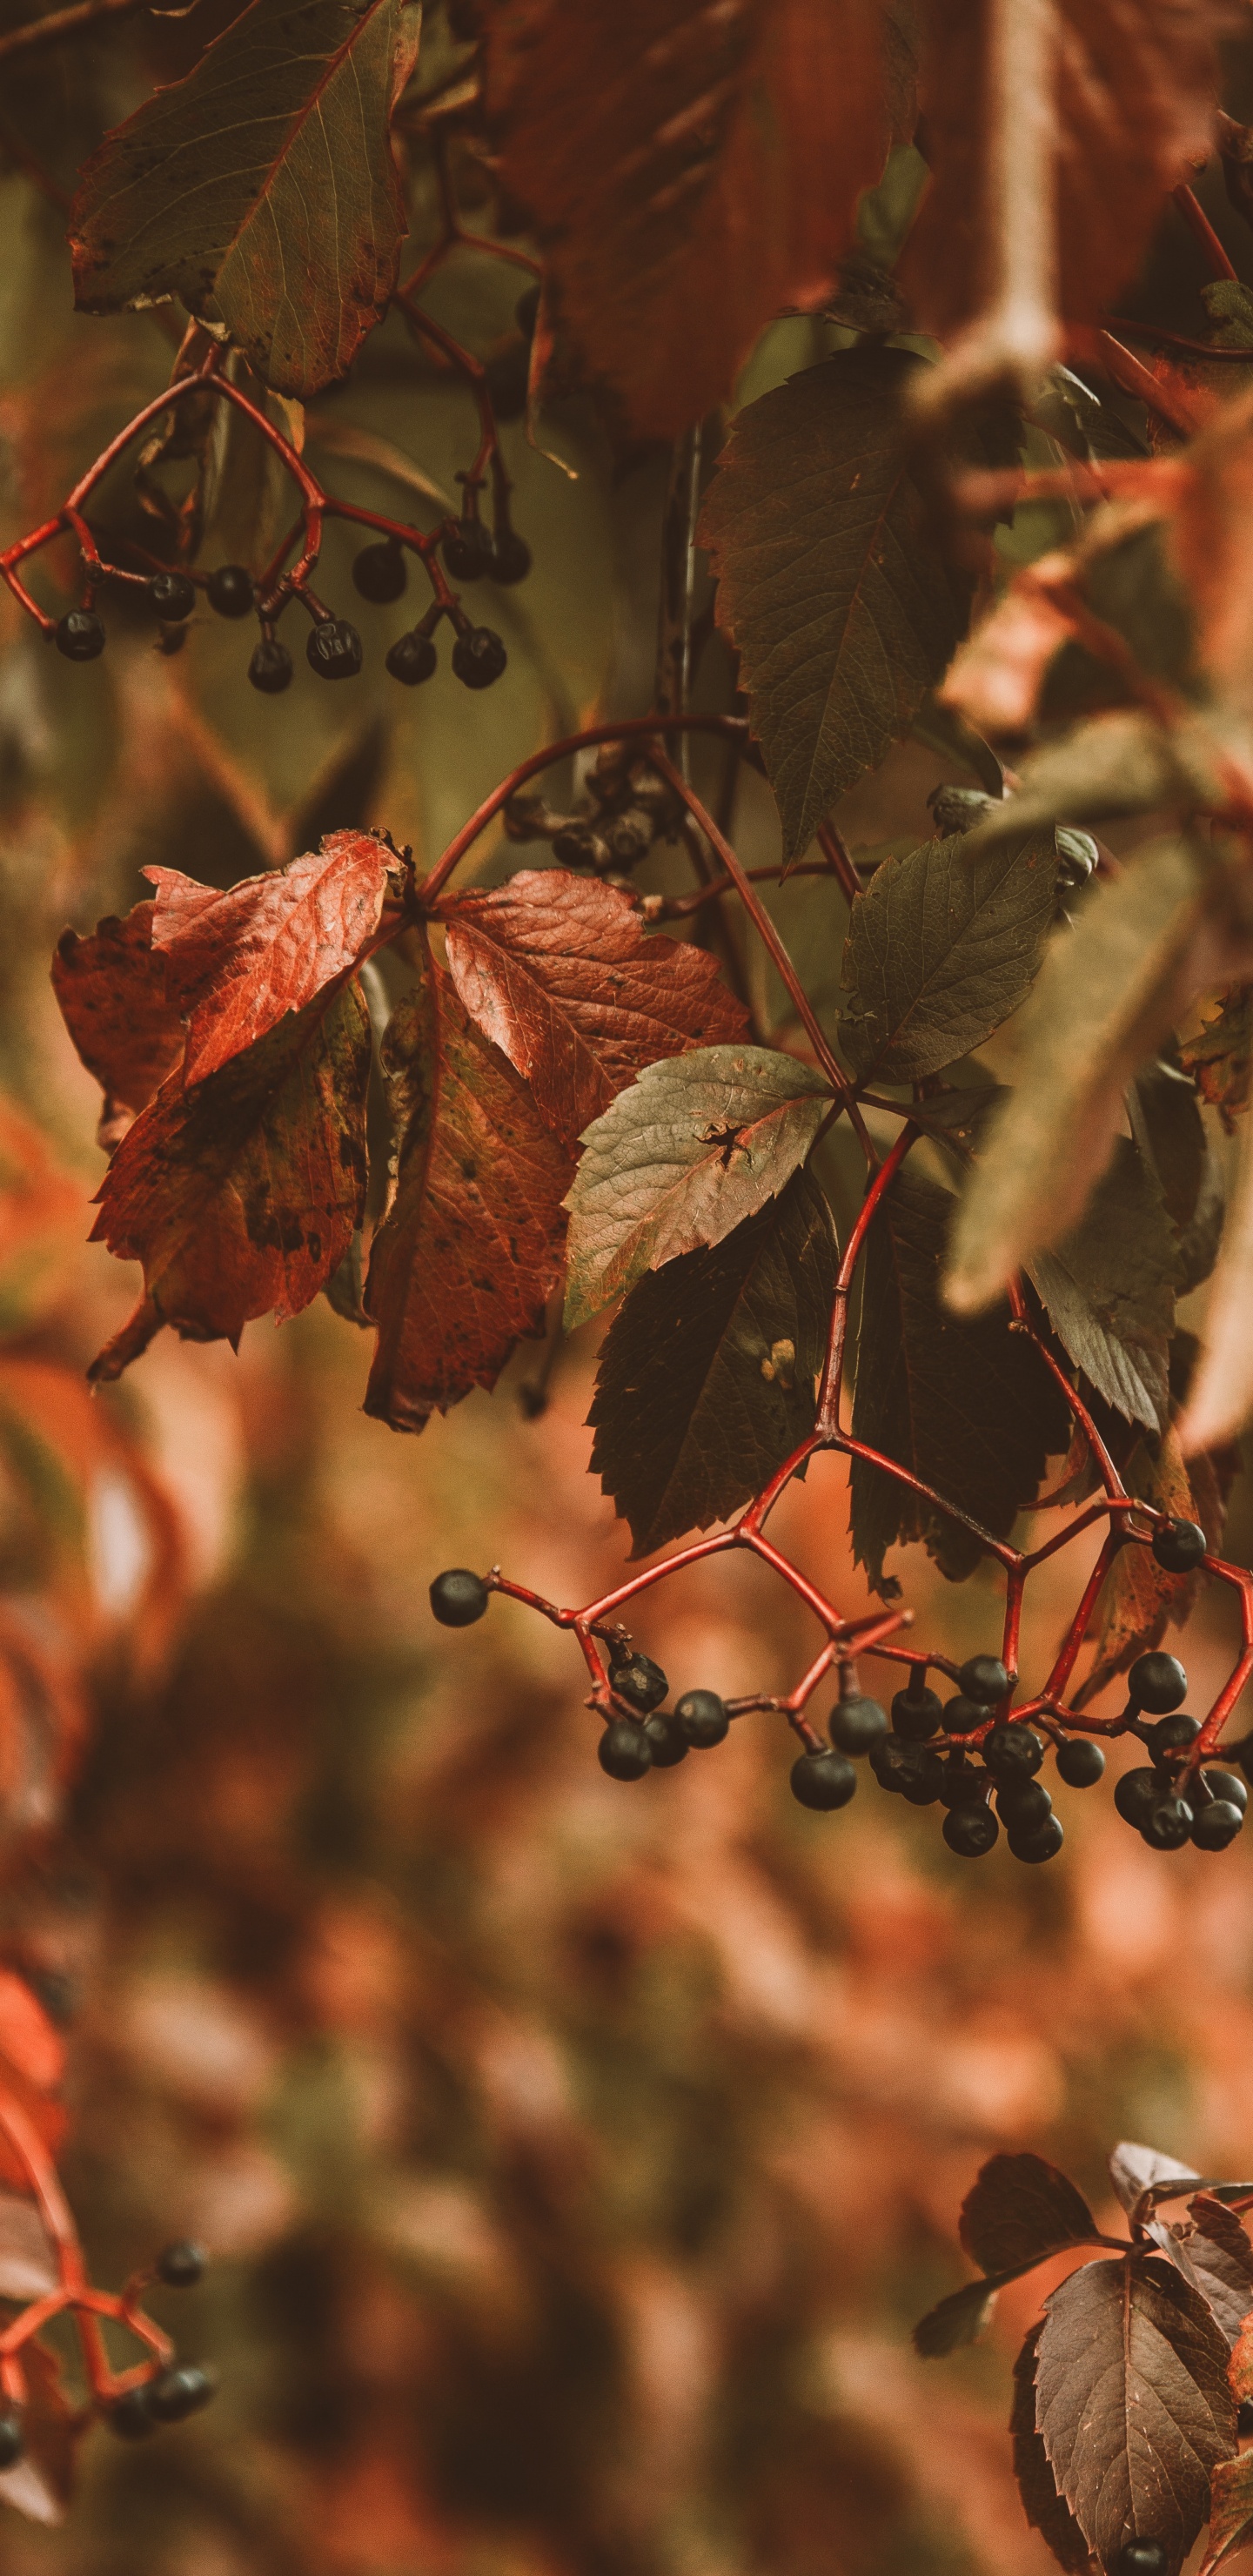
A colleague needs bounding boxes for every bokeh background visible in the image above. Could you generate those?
[2,10,1253,2572]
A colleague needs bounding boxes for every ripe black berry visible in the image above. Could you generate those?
[939,1757,984,1809]
[1192,1798,1244,1851]
[598,1720,652,1781]
[452,626,507,689]
[484,344,531,421]
[444,518,494,581]
[0,2412,22,2468]
[107,2385,157,2439]
[1142,1794,1194,1850]
[515,283,541,339]
[789,1748,856,1811]
[1114,1767,1162,1828]
[55,607,105,661]
[1008,1814,1064,1863]
[982,1725,1043,1781]
[943,1803,998,1857]
[157,2239,208,2289]
[1151,1519,1206,1574]
[146,570,196,621]
[891,1685,942,1741]
[899,1748,945,1806]
[1055,1738,1105,1788]
[643,1714,688,1769]
[995,1780,1053,1834]
[490,527,533,585]
[386,628,438,686]
[1117,2542,1169,2576]
[1127,1652,1187,1714]
[1144,1713,1201,1758]
[205,563,254,617]
[429,1568,488,1627]
[943,1694,985,1735]
[1202,1767,1248,1813]
[674,1689,728,1748]
[868,1734,913,1793]
[147,2362,217,2424]
[957,1655,1010,1705]
[830,1693,888,1754]
[249,638,292,694]
[352,540,407,604]
[611,1654,667,1714]
[307,617,363,680]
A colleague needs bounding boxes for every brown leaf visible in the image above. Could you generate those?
[1203,2450,1253,2576]
[1167,2199,1253,2348]
[1109,2142,1204,2224]
[959,2151,1101,2277]
[1075,1427,1212,1707]
[51,903,184,1128]
[1011,2323,1096,2576]
[1179,986,1253,1133]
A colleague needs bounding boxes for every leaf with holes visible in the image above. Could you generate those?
[960,2152,1101,2278]
[51,903,184,1132]
[839,823,1058,1082]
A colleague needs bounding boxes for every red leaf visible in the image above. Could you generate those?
[147,831,402,1084]
[88,982,372,1381]
[364,956,573,1433]
[51,903,184,1130]
[443,869,749,1142]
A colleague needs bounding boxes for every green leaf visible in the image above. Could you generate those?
[562,1046,832,1332]
[70,0,422,397]
[851,1165,1069,1593]
[1029,1138,1179,1432]
[838,826,1058,1083]
[698,348,972,863]
[587,1171,836,1559]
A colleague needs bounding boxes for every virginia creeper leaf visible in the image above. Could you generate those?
[959,2152,1100,2278]
[850,1164,1070,1593]
[1035,2256,1236,2576]
[1168,2199,1253,2349]
[699,349,971,863]
[88,981,371,1382]
[442,869,748,1144]
[1203,2452,1253,2576]
[363,963,573,1434]
[50,903,184,1126]
[586,1171,835,1559]
[1029,1140,1180,1434]
[1010,2324,1096,2576]
[1109,2143,1204,2224]
[70,0,422,397]
[1075,1427,1216,1710]
[563,1047,832,1332]
[486,0,901,441]
[838,824,1058,1082]
[148,832,401,1084]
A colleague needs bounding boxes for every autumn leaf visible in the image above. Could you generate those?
[838,823,1058,1083]
[363,962,573,1435]
[959,2152,1101,2278]
[442,869,748,1144]
[70,0,422,396]
[1109,2143,1205,2224]
[1203,2452,1253,2576]
[1029,1140,1180,1434]
[1163,2199,1253,2349]
[1075,1426,1216,1709]
[587,1171,835,1559]
[1010,2324,1096,2576]
[50,902,184,1128]
[89,982,371,1381]
[1179,988,1253,1132]
[563,1047,833,1332]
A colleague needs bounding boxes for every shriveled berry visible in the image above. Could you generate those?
[598,1721,652,1781]
[490,527,533,585]
[1192,1798,1244,1851]
[1142,1794,1194,1850]
[205,563,253,618]
[642,1714,688,1769]
[790,1749,856,1812]
[1151,1519,1206,1574]
[1144,1713,1201,1757]
[386,628,438,686]
[982,1724,1043,1780]
[1055,1738,1105,1788]
[939,1757,985,1810]
[484,343,531,420]
[146,570,196,621]
[956,1654,1010,1706]
[352,540,406,604]
[1008,1814,1064,1863]
[107,2385,157,2439]
[0,2412,23,2468]
[307,617,362,680]
[830,1693,888,1754]
[249,639,292,694]
[995,1780,1053,1834]
[157,2239,208,2289]
[429,1568,488,1627]
[891,1685,942,1741]
[674,1689,728,1748]
[1117,2542,1169,2576]
[1127,1651,1187,1714]
[444,519,494,581]
[1202,1767,1248,1813]
[943,1694,985,1736]
[147,2363,217,2424]
[55,607,104,661]
[943,1804,998,1857]
[1114,1766,1162,1828]
[452,626,507,688]
[611,1654,667,1714]
[515,283,541,339]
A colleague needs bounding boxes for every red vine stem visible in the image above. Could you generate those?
[1172,181,1239,284]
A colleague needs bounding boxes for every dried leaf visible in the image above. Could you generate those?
[587,1171,835,1559]
[1029,1140,1180,1434]
[51,903,184,1122]
[1179,988,1253,1133]
[1010,2324,1096,2576]
[959,2152,1101,2278]
[1075,1427,1212,1708]
[443,870,748,1144]
[1203,2451,1253,2576]
[562,1047,833,1333]
[838,825,1058,1083]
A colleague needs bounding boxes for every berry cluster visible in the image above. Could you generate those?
[503,738,686,882]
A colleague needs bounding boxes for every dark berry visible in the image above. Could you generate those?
[995,1780,1053,1833]
[157,2240,207,2289]
[146,570,196,621]
[939,1757,985,1809]
[1114,1766,1162,1828]
[484,343,531,421]
[1192,1798,1244,1851]
[943,1803,998,1857]
[1151,1519,1206,1574]
[55,607,105,661]
[868,1734,913,1793]
[611,1654,667,1714]
[490,527,533,585]
[1142,1794,1194,1850]
[1127,1652,1188,1714]
[0,2413,22,2468]
[830,1693,888,1754]
[943,1694,986,1735]
[790,1748,856,1812]
[248,639,292,694]
[429,1568,488,1627]
[1117,2543,1169,2576]
[444,519,494,581]
[982,1724,1043,1780]
[1236,1735,1253,1787]
[1055,1737,1106,1788]
[642,1714,688,1769]
[1203,1766,1248,1813]
[674,1689,728,1748]
[146,2363,217,2424]
[352,540,407,604]
[1144,1713,1201,1757]
[598,1721,652,1781]
[891,1685,942,1741]
[1008,1814,1064,1863]
[515,283,541,339]
[205,563,254,617]
[899,1748,945,1806]
[107,2385,157,2439]
[956,1655,1010,1706]
[386,628,438,686]
[452,625,507,689]
[307,617,362,680]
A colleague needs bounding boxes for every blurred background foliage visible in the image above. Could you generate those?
[1,8,1253,2573]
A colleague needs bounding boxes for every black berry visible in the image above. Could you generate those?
[205,563,254,617]
[868,1734,914,1794]
[1114,1766,1162,1828]
[891,1685,942,1741]
[146,570,196,621]
[943,1694,986,1735]
[1192,1798,1244,1851]
[307,617,363,680]
[1144,1713,1201,1758]
[995,1780,1053,1834]
[1202,1766,1248,1814]
[899,1748,945,1806]
[1055,1737,1105,1788]
[1117,2543,1169,2576]
[249,638,292,694]
[429,1568,488,1627]
[157,2239,208,2289]
[982,1724,1043,1781]
[147,2362,217,2424]
[1151,1519,1206,1574]
[515,283,541,339]
[674,1689,728,1748]
[939,1757,985,1810]
[1008,1814,1064,1863]
[1142,1794,1194,1851]
[0,2412,22,2468]
[452,626,507,689]
[1127,1652,1188,1714]
[484,343,531,421]
[107,2385,157,2439]
[611,1654,668,1714]
[352,540,407,604]
[490,527,533,585]
[790,1748,856,1811]
[830,1692,888,1754]
[956,1654,1011,1706]
[642,1714,688,1769]
[386,628,438,686]
[598,1720,652,1781]
[943,1804,998,1857]
[444,518,494,582]
[55,607,105,661]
